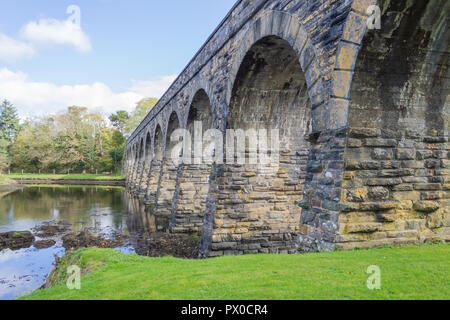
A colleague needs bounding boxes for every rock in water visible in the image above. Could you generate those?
[0,231,35,251]
[33,240,57,249]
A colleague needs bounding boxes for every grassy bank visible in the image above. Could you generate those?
[0,175,17,198]
[5,174,125,181]
[20,244,450,300]
[0,175,14,185]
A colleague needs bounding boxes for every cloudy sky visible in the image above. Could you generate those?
[0,0,236,118]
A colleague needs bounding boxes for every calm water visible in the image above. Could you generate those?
[0,186,138,300]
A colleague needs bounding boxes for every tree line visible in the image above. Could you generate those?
[0,98,157,174]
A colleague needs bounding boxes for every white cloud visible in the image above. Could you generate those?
[0,34,35,63]
[21,18,91,52]
[129,75,178,97]
[0,8,92,63]
[0,68,176,117]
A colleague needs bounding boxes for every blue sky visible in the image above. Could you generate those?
[0,0,236,117]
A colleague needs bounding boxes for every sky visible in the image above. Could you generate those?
[0,0,237,118]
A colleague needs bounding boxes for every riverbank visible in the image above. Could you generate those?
[0,176,21,198]
[0,175,14,186]
[3,174,126,186]
[19,244,450,300]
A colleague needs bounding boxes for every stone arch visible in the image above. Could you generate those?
[170,88,215,234]
[155,111,183,227]
[197,11,324,257]
[336,0,450,249]
[138,137,144,159]
[182,79,218,127]
[128,144,137,186]
[136,129,153,195]
[132,143,139,178]
[130,139,143,191]
[203,32,313,257]
[125,146,133,185]
[227,11,323,127]
[145,124,164,208]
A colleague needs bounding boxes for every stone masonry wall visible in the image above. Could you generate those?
[124,0,449,257]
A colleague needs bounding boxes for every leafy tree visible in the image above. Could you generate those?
[109,111,129,134]
[0,139,9,172]
[0,100,20,143]
[124,98,158,135]
[7,99,156,174]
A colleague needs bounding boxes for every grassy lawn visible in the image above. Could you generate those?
[6,173,125,180]
[20,244,450,300]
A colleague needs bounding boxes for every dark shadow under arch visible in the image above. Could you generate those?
[170,89,215,235]
[204,35,312,256]
[155,112,183,228]
[341,0,450,249]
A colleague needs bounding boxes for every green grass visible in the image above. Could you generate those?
[0,175,14,185]
[6,174,125,181]
[20,244,450,300]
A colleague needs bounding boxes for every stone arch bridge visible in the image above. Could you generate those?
[124,0,449,257]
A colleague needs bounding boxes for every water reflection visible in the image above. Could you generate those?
[0,186,128,234]
[0,186,175,300]
[0,186,133,300]
[123,194,170,234]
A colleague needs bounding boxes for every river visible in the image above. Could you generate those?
[0,186,140,300]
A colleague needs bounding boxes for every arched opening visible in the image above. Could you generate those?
[145,132,152,160]
[130,143,140,190]
[135,137,147,192]
[132,138,145,190]
[137,132,152,194]
[213,35,312,254]
[171,89,214,234]
[145,125,164,205]
[342,0,450,248]
[132,144,138,183]
[155,112,182,228]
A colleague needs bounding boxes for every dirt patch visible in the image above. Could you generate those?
[32,221,72,238]
[131,232,201,259]
[33,240,57,249]
[62,230,126,250]
[0,231,35,251]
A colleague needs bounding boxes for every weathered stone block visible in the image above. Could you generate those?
[364,139,397,148]
[367,178,402,186]
[345,223,382,234]
[349,128,380,139]
[413,201,440,214]
[397,149,416,160]
[368,187,390,201]
[346,188,368,202]
[372,149,394,160]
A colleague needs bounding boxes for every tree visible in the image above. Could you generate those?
[124,98,158,135]
[0,100,20,143]
[109,110,129,134]
[0,138,9,172]
[9,106,128,174]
